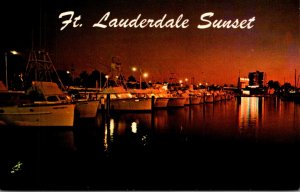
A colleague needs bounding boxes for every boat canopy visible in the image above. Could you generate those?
[27,81,64,96]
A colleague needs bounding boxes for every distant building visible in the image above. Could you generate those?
[237,71,266,95]
[246,71,266,95]
[238,77,249,89]
[248,71,264,88]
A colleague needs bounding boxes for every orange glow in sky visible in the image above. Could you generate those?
[2,0,299,85]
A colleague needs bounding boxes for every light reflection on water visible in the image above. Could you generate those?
[238,97,260,129]
[95,97,299,152]
[238,97,262,138]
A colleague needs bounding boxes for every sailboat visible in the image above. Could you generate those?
[281,69,300,102]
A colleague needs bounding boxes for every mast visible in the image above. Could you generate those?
[25,50,66,91]
[104,56,127,89]
[295,69,297,89]
[24,0,66,91]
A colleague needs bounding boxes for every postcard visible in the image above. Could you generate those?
[1,0,299,190]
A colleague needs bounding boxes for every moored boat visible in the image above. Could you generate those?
[102,86,152,111]
[68,88,101,118]
[0,81,75,126]
[167,92,186,107]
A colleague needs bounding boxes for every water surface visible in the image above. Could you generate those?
[1,97,299,190]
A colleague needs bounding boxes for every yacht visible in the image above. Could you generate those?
[167,91,186,107]
[101,86,152,111]
[0,81,75,126]
[129,88,169,108]
[68,87,100,118]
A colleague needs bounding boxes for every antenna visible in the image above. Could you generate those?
[104,56,127,89]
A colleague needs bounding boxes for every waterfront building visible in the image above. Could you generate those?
[249,71,265,88]
[248,71,266,95]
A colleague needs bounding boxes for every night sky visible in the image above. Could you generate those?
[1,0,299,85]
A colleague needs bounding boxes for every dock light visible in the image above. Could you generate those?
[143,73,148,78]
[10,50,20,55]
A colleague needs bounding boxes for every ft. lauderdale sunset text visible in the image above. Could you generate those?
[59,11,255,31]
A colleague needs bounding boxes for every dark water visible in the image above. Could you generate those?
[1,97,299,190]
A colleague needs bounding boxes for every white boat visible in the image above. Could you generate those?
[182,91,201,105]
[213,91,222,102]
[75,99,100,118]
[0,81,75,126]
[153,96,169,108]
[68,88,100,118]
[101,87,152,111]
[205,92,214,103]
[129,88,169,108]
[167,96,186,107]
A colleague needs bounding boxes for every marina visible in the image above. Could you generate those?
[0,48,299,190]
[0,46,299,191]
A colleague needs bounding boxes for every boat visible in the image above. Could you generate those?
[0,81,75,126]
[281,90,300,103]
[99,57,152,111]
[0,50,77,126]
[167,91,186,107]
[68,87,101,118]
[129,88,169,108]
[101,86,152,111]
[204,92,214,103]
[152,94,169,108]
[181,90,201,105]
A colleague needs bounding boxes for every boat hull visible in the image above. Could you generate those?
[167,97,186,107]
[76,100,99,118]
[110,98,152,111]
[184,96,201,105]
[0,104,75,126]
[154,98,169,108]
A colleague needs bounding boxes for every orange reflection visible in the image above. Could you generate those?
[238,97,263,136]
